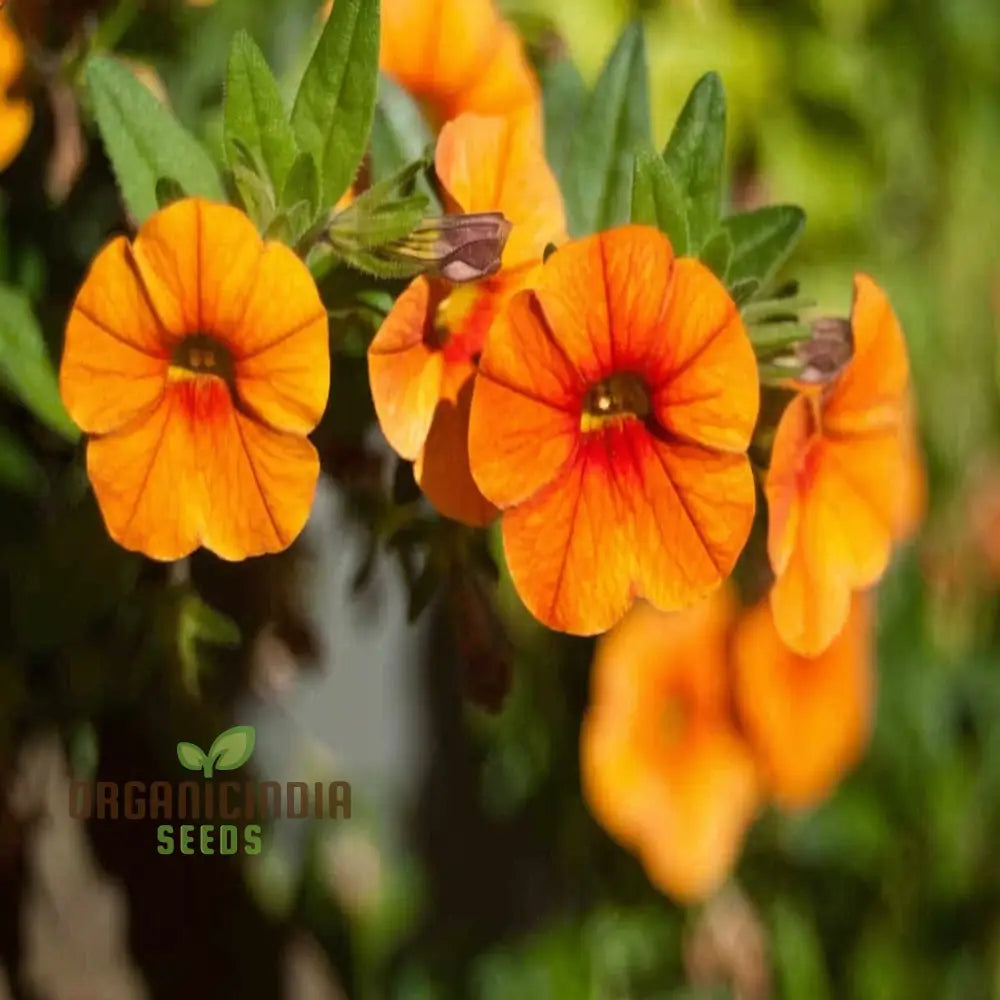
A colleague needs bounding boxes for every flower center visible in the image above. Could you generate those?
[170,334,235,384]
[581,372,651,432]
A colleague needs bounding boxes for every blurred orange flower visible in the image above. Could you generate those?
[368,112,565,525]
[733,593,873,810]
[766,275,916,655]
[379,0,539,128]
[581,594,759,903]
[0,11,32,171]
[60,198,329,561]
[469,226,759,635]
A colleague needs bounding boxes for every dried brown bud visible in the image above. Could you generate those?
[795,317,854,385]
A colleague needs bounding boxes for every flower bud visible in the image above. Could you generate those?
[795,317,854,385]
[398,213,512,283]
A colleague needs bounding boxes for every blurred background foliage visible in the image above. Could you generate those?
[2,0,1000,998]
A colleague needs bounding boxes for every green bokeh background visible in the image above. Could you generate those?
[2,0,1000,997]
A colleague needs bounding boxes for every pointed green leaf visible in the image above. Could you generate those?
[564,22,651,236]
[662,71,726,251]
[631,146,689,254]
[281,152,321,219]
[85,55,224,224]
[0,285,78,441]
[208,725,256,771]
[176,742,207,772]
[540,57,587,195]
[370,74,433,184]
[698,227,733,282]
[720,204,806,291]
[291,0,379,210]
[224,31,298,209]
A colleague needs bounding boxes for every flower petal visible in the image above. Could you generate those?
[500,435,633,635]
[61,236,168,435]
[628,426,757,611]
[824,274,909,435]
[435,111,564,269]
[86,389,206,561]
[470,290,580,508]
[368,277,445,460]
[0,98,31,172]
[451,23,539,120]
[734,594,873,809]
[652,258,759,453]
[199,400,320,560]
[415,366,498,526]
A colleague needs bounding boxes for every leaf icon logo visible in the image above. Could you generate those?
[176,725,256,778]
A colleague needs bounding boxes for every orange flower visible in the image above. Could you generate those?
[368,111,565,525]
[60,198,329,561]
[468,225,759,636]
[733,593,873,810]
[0,11,32,171]
[766,275,914,655]
[581,594,759,903]
[379,0,539,128]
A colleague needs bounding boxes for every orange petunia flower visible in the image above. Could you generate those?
[733,593,873,810]
[581,594,759,903]
[0,11,32,171]
[379,0,539,128]
[60,198,329,561]
[766,274,914,655]
[468,225,759,636]
[368,111,565,525]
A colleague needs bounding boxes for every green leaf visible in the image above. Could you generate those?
[0,284,78,441]
[631,146,689,253]
[281,152,321,219]
[208,725,256,772]
[662,71,726,251]
[176,742,208,772]
[720,204,806,291]
[564,22,651,236]
[224,31,298,211]
[155,177,186,209]
[0,426,45,496]
[370,74,433,185]
[540,57,587,195]
[291,0,379,210]
[85,55,224,224]
[698,227,733,281]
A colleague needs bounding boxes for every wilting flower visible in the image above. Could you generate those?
[733,594,873,809]
[60,198,329,561]
[469,226,759,636]
[766,275,916,655]
[368,111,565,525]
[0,11,32,171]
[379,0,539,128]
[581,594,759,903]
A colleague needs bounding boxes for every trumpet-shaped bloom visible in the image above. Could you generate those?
[468,226,759,636]
[0,12,32,171]
[733,594,873,810]
[379,0,539,127]
[766,275,914,655]
[368,112,565,525]
[581,595,759,903]
[60,198,329,561]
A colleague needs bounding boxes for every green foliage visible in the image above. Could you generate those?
[563,21,651,236]
[85,55,224,223]
[720,205,806,292]
[224,31,299,216]
[291,0,380,210]
[631,146,689,253]
[0,284,78,441]
[369,75,434,185]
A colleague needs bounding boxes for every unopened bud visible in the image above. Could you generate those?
[795,317,854,385]
[394,213,511,283]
